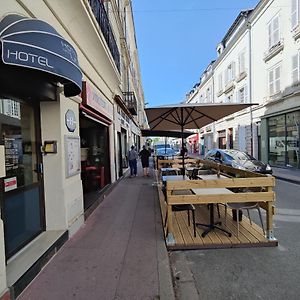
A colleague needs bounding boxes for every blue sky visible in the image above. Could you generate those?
[132,0,259,107]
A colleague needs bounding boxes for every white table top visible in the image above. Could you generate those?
[191,187,234,195]
[162,175,190,182]
[197,174,228,180]
[161,167,181,172]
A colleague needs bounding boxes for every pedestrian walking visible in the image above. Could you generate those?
[139,145,151,177]
[128,145,138,177]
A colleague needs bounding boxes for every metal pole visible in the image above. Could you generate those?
[181,108,185,176]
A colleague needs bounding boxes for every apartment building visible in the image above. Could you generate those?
[185,0,300,169]
[0,1,146,298]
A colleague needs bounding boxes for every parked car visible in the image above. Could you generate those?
[204,148,273,174]
[155,147,177,160]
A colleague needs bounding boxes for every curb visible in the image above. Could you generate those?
[273,175,300,185]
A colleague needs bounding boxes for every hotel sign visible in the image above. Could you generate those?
[82,82,113,120]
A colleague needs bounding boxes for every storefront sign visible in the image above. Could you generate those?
[65,109,76,132]
[82,82,113,120]
[4,177,17,192]
[0,14,82,97]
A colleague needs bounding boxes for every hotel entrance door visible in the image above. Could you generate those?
[0,99,45,258]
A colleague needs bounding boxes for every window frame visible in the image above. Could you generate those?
[268,14,280,49]
[268,64,281,96]
[291,0,299,30]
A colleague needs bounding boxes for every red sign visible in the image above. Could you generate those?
[4,177,17,192]
[81,82,113,120]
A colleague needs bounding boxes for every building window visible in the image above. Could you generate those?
[291,0,299,30]
[292,52,300,84]
[237,86,248,103]
[225,94,233,103]
[238,51,246,74]
[268,65,281,95]
[268,15,280,49]
[206,88,211,102]
[225,62,236,85]
[218,73,223,92]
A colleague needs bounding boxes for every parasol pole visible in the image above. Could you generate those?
[181,107,185,177]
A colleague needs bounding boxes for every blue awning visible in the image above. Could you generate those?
[0,14,82,97]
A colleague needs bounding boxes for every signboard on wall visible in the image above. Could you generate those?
[65,136,81,177]
[81,82,113,120]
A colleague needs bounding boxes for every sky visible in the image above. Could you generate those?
[132,0,260,107]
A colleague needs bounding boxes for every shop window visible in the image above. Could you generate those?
[268,115,286,166]
[286,111,300,168]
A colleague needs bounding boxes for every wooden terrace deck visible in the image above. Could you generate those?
[156,173,278,250]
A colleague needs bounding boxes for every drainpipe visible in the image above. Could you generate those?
[247,21,254,156]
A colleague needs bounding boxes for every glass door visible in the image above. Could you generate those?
[269,115,286,166]
[0,98,44,258]
[286,111,300,168]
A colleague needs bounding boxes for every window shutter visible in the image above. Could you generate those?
[225,68,228,85]
[273,16,280,45]
[232,62,236,79]
[275,66,281,93]
[269,70,274,95]
[244,85,248,103]
[268,22,272,48]
[291,0,298,29]
[239,52,245,73]
[218,73,223,91]
[292,54,299,84]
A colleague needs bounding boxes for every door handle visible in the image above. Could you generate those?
[34,163,43,174]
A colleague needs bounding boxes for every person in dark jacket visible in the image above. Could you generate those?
[128,145,139,177]
[139,145,151,177]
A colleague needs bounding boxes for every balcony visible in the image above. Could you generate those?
[123,92,137,115]
[224,81,235,94]
[263,39,284,63]
[89,0,120,71]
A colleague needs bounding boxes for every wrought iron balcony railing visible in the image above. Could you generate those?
[123,91,137,115]
[89,0,120,71]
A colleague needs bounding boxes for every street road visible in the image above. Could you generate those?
[170,179,300,300]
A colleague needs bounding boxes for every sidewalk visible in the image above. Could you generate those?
[18,164,175,300]
[271,166,300,185]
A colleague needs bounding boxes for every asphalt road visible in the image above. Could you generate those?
[170,179,300,300]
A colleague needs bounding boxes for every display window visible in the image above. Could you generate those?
[268,111,300,168]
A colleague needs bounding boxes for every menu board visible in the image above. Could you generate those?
[65,136,81,177]
[4,136,22,171]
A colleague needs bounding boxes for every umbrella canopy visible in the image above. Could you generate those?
[141,129,194,138]
[145,102,255,131]
[145,102,256,175]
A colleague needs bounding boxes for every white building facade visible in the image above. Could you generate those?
[185,0,300,170]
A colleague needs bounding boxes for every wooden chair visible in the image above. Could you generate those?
[162,185,196,237]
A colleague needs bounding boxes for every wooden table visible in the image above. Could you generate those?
[191,187,234,238]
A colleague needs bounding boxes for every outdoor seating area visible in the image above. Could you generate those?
[155,157,278,250]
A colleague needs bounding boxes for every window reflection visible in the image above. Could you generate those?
[0,99,37,189]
